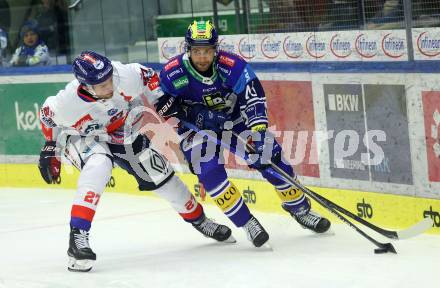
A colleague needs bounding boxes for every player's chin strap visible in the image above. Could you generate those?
[179,119,434,254]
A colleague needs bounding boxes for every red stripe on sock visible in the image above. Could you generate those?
[179,203,203,221]
[71,205,96,222]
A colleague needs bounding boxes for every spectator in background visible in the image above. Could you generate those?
[0,0,10,32]
[10,20,50,67]
[28,0,69,55]
[29,0,58,50]
[366,0,404,29]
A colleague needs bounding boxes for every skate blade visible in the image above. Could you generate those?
[67,256,94,272]
[258,242,274,251]
[221,234,237,244]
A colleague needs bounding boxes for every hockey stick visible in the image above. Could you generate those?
[179,120,430,252]
[287,181,433,240]
[225,129,432,241]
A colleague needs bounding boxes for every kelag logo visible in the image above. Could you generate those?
[423,206,440,227]
[357,198,373,218]
[15,102,41,131]
[242,186,256,204]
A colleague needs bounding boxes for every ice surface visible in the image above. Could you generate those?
[0,188,438,288]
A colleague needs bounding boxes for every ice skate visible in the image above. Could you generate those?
[283,199,331,233]
[243,215,269,248]
[67,226,96,272]
[192,215,236,243]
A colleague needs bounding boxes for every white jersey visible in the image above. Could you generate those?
[40,61,163,144]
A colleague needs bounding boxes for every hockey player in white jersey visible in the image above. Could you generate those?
[38,51,234,272]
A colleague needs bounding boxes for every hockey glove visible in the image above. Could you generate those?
[38,141,61,184]
[188,104,230,134]
[155,94,187,120]
[246,125,282,171]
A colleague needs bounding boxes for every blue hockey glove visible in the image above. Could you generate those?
[188,104,230,133]
[246,125,282,171]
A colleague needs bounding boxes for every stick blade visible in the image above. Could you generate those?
[397,217,433,240]
[374,242,397,254]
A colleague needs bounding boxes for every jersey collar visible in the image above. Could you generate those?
[77,85,98,102]
[182,54,218,85]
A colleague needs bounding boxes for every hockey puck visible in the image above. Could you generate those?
[374,248,388,254]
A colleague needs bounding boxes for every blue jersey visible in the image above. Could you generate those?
[159,51,268,129]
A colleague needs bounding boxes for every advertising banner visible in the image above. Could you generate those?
[413,28,440,60]
[422,91,440,182]
[324,84,369,180]
[0,83,65,155]
[158,29,408,63]
[262,80,319,177]
[364,84,412,184]
[325,83,412,184]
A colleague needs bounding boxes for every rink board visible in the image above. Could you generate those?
[1,163,439,235]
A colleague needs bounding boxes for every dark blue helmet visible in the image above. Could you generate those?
[20,20,39,39]
[185,20,218,51]
[72,50,113,85]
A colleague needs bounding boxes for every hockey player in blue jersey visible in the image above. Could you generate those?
[156,20,331,247]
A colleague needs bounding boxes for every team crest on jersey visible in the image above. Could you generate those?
[165,58,179,71]
[219,55,235,67]
[107,108,118,116]
[203,92,226,110]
